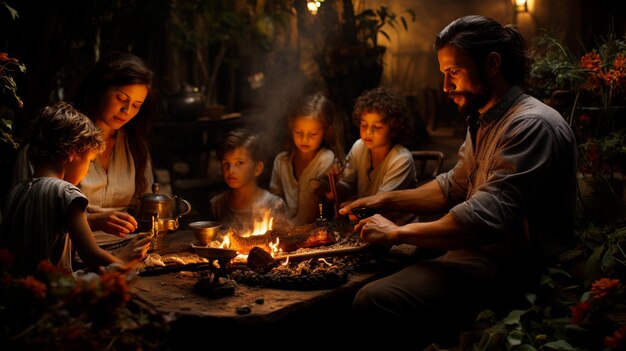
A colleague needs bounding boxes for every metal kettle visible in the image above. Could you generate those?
[136,183,192,235]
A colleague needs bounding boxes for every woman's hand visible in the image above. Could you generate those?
[354,214,400,245]
[88,211,138,237]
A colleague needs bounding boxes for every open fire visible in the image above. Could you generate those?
[208,209,336,260]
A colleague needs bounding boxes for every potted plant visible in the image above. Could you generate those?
[297,0,415,128]
[168,0,292,118]
[530,29,626,227]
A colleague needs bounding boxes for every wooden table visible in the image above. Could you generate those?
[130,229,410,344]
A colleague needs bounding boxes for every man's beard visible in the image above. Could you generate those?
[449,90,489,116]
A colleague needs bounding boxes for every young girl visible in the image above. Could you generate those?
[210,129,286,232]
[269,93,345,225]
[337,86,417,202]
[0,102,151,277]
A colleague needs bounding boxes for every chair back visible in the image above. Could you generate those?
[411,150,445,183]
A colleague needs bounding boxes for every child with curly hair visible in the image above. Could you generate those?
[336,86,417,202]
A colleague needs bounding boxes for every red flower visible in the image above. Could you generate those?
[605,325,626,350]
[591,278,621,300]
[14,275,48,299]
[36,260,60,274]
[579,114,591,124]
[571,300,592,325]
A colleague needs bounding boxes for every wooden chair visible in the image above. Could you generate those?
[411,150,446,184]
[410,150,448,259]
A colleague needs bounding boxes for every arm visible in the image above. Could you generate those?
[339,178,449,218]
[353,212,478,251]
[67,202,124,269]
[87,211,138,237]
[68,202,150,271]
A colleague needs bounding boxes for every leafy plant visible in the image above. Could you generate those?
[464,270,626,350]
[169,0,292,108]
[0,2,26,149]
[0,248,170,349]
[528,30,584,101]
[353,5,416,48]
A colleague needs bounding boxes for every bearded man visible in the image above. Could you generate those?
[340,15,578,346]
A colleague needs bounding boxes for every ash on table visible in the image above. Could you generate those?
[228,250,380,291]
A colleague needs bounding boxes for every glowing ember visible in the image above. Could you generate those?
[220,234,230,248]
[225,208,276,255]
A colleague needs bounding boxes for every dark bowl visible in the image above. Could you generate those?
[191,244,238,260]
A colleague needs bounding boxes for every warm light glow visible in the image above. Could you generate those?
[250,209,273,236]
[220,234,230,248]
[269,237,281,256]
[513,0,528,12]
[224,209,277,255]
[306,0,324,15]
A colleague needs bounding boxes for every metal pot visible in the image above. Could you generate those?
[167,83,205,121]
[136,183,192,235]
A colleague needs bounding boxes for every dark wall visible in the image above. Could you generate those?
[0,0,172,201]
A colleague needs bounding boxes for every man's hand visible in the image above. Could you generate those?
[339,194,383,221]
[88,211,139,237]
[354,214,400,245]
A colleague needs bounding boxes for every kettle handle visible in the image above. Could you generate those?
[176,198,192,219]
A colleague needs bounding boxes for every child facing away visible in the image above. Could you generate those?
[210,129,286,232]
[0,102,151,277]
[269,93,345,225]
[335,86,417,206]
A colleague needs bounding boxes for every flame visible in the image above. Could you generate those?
[281,256,290,266]
[250,209,273,236]
[220,234,230,248]
[268,237,281,257]
[224,208,276,255]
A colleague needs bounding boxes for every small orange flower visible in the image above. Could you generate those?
[591,278,621,299]
[605,325,626,350]
[580,51,602,71]
[37,260,60,274]
[14,275,48,299]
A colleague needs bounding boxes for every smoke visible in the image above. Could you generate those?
[245,52,318,186]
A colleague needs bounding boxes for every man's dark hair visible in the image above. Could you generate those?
[434,15,531,86]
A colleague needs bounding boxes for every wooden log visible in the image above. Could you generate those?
[228,223,335,254]
[267,225,335,253]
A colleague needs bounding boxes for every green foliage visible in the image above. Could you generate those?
[575,224,626,286]
[0,2,26,149]
[354,5,416,48]
[169,0,292,104]
[0,250,170,349]
[528,30,584,100]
